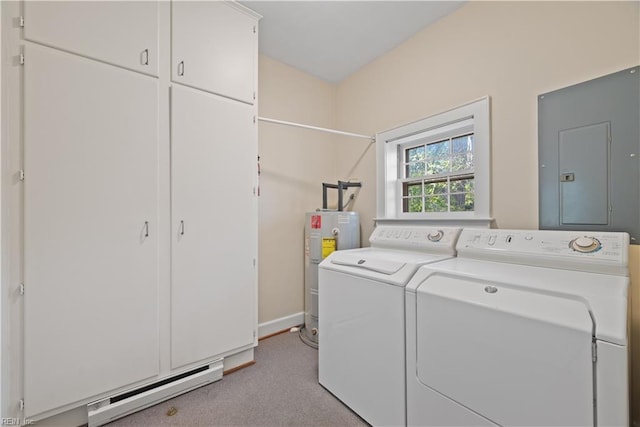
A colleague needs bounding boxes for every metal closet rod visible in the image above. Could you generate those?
[258,116,375,142]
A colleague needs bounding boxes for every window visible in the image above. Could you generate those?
[376,97,491,223]
[402,132,474,213]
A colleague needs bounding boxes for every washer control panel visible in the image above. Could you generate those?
[569,236,601,253]
[370,226,461,253]
[456,229,629,274]
[427,230,444,242]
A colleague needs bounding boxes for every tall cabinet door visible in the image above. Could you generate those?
[171,85,257,370]
[24,1,159,75]
[23,44,159,418]
[172,1,258,103]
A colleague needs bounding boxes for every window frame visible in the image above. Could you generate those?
[376,97,491,223]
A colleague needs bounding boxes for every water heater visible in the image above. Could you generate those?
[302,211,360,346]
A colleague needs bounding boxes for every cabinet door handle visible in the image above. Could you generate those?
[141,49,149,66]
[144,221,149,237]
[180,220,185,236]
[178,61,185,76]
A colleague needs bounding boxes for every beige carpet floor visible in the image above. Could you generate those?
[107,330,368,426]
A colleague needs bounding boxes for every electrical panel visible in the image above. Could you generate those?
[538,66,639,244]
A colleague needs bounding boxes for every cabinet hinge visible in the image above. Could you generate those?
[19,398,25,411]
[19,283,24,295]
[253,26,256,34]
[253,258,256,267]
[19,169,25,181]
[19,16,25,27]
[253,92,256,101]
[19,52,25,65]
[591,341,597,363]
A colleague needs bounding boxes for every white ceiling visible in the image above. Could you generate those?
[240,1,466,83]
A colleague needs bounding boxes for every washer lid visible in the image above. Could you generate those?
[406,257,629,346]
[320,247,452,286]
[329,253,405,275]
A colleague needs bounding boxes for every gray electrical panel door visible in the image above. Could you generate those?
[559,122,610,225]
[539,66,639,243]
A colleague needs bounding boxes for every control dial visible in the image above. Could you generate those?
[569,236,601,253]
[427,230,444,242]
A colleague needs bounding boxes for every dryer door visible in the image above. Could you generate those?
[415,274,594,426]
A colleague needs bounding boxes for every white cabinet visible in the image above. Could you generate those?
[16,0,259,421]
[172,1,258,104]
[23,44,160,417]
[24,1,159,76]
[170,86,257,369]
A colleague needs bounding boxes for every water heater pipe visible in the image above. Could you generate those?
[323,181,362,211]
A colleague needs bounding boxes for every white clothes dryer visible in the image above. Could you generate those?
[405,229,629,427]
[318,225,461,426]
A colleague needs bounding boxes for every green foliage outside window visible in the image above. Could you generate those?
[402,134,474,213]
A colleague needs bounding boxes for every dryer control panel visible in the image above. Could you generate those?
[370,225,461,254]
[456,229,629,275]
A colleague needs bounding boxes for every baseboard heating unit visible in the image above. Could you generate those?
[87,359,223,427]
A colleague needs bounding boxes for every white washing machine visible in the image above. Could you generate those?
[405,228,629,427]
[318,225,461,426]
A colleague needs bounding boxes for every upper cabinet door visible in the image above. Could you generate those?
[172,1,259,104]
[24,1,159,76]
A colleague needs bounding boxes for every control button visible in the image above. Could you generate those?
[569,236,601,253]
[403,230,412,239]
[488,235,497,245]
[524,235,533,241]
[427,230,444,242]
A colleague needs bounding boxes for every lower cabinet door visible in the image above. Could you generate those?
[170,85,257,369]
[24,44,159,418]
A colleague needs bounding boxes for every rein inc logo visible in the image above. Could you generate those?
[1,418,34,426]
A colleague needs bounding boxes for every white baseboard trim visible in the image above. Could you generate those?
[87,360,223,427]
[258,312,304,339]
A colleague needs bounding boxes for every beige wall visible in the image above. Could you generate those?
[258,1,639,422]
[257,55,339,324]
[333,1,640,423]
[336,0,639,240]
